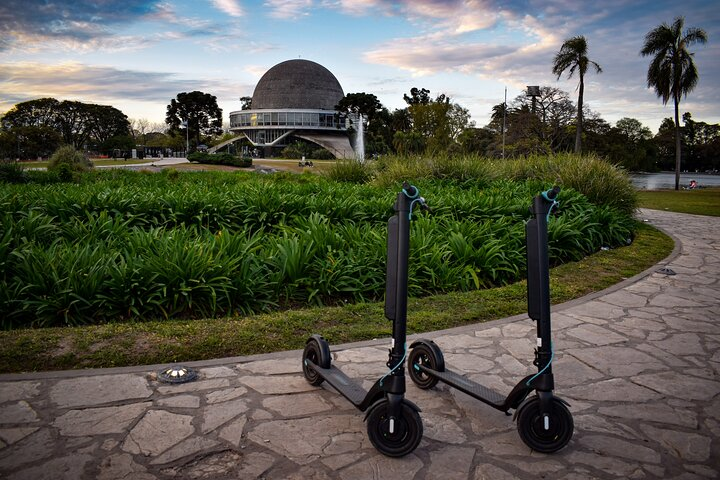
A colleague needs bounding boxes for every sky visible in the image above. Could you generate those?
[1,0,718,134]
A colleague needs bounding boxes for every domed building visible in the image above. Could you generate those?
[225,59,355,158]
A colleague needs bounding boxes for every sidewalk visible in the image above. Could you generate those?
[0,209,718,479]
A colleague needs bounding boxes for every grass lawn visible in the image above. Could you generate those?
[637,187,720,217]
[0,223,673,374]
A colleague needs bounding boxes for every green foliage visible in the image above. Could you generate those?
[0,161,27,183]
[165,91,223,150]
[187,152,252,167]
[311,148,335,160]
[0,169,636,329]
[280,141,314,159]
[47,145,92,181]
[326,159,372,183]
[1,98,130,153]
[370,153,637,215]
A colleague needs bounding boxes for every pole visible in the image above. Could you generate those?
[502,87,507,159]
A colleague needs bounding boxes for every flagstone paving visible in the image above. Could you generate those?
[1,208,718,479]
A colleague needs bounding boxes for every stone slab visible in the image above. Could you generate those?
[0,401,38,424]
[122,410,194,456]
[239,375,318,394]
[50,374,152,408]
[201,398,248,433]
[0,382,40,404]
[53,401,151,436]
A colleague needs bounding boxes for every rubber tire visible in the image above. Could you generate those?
[302,337,330,386]
[366,401,423,457]
[408,343,440,389]
[516,396,573,453]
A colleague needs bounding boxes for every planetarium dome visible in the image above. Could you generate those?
[251,59,345,110]
[227,59,356,159]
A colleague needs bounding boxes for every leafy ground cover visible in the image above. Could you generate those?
[0,223,671,373]
[1,168,635,328]
[637,187,720,217]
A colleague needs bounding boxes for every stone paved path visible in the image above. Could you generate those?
[1,209,718,479]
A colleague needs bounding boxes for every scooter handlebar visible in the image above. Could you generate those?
[402,181,418,198]
[543,186,561,201]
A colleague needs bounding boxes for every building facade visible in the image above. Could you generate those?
[226,59,355,158]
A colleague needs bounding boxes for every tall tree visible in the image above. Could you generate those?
[552,35,602,154]
[1,98,129,149]
[166,91,223,150]
[641,16,708,189]
[1,98,61,130]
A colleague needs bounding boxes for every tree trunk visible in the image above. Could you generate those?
[575,75,584,154]
[674,96,681,191]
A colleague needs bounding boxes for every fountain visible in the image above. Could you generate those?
[355,113,365,162]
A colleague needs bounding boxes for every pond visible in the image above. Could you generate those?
[630,172,720,190]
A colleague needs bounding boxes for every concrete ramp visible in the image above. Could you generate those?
[207,135,245,154]
[295,133,355,159]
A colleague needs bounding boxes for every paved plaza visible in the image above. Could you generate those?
[0,208,718,479]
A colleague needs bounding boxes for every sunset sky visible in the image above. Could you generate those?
[1,0,718,133]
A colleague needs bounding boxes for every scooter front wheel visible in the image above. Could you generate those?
[516,396,573,453]
[302,336,331,386]
[366,401,423,457]
[408,343,441,389]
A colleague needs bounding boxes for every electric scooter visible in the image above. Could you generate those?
[407,186,573,453]
[302,182,429,457]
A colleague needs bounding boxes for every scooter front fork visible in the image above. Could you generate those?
[386,393,403,434]
[537,390,554,431]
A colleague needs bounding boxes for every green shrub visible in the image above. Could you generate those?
[326,159,372,183]
[187,152,211,163]
[311,148,335,160]
[372,153,637,214]
[188,152,252,168]
[0,161,27,184]
[47,145,92,182]
[492,153,638,215]
[0,169,636,328]
[281,141,313,159]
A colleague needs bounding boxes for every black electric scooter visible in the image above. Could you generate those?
[302,182,428,457]
[407,186,573,453]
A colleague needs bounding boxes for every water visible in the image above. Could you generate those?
[355,113,365,162]
[630,172,720,190]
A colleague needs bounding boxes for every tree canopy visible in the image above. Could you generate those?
[641,16,708,189]
[165,91,223,151]
[0,98,130,157]
[552,35,602,154]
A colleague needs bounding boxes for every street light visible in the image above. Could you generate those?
[181,119,189,156]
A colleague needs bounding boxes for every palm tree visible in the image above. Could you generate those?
[641,17,707,190]
[552,36,602,154]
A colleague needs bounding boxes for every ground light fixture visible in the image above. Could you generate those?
[158,365,198,384]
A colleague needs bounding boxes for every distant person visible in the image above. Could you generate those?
[689,179,698,189]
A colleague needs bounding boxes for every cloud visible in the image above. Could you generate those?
[0,0,161,50]
[0,62,253,122]
[264,0,313,19]
[211,0,245,17]
[0,0,226,52]
[365,38,516,76]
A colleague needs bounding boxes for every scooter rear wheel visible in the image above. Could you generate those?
[408,343,440,389]
[516,396,573,453]
[302,336,330,386]
[366,401,423,457]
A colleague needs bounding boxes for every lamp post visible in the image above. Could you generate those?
[181,119,189,156]
[502,87,507,159]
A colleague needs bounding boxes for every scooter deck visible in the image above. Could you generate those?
[310,362,367,407]
[421,366,507,409]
